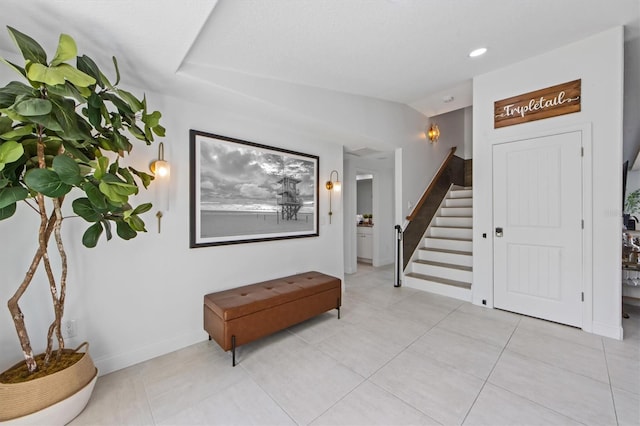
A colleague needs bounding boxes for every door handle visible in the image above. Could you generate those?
[495,227,503,237]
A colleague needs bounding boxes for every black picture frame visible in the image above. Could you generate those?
[189,130,319,247]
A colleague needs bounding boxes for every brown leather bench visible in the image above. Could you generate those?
[204,271,341,365]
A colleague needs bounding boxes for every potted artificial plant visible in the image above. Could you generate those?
[0,27,163,422]
[624,188,640,230]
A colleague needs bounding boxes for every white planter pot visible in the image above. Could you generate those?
[0,373,97,426]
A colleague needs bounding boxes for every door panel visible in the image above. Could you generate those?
[493,131,582,327]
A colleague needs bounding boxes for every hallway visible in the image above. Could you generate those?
[72,264,639,425]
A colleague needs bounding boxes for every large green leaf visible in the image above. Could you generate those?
[0,186,28,209]
[24,168,72,197]
[129,167,153,189]
[7,26,47,65]
[26,63,96,88]
[28,112,63,132]
[124,213,146,232]
[0,141,24,167]
[87,104,101,129]
[152,124,166,137]
[0,81,34,108]
[127,124,146,141]
[52,154,82,185]
[111,56,121,86]
[50,34,77,67]
[0,107,28,123]
[0,124,34,140]
[49,96,92,141]
[102,218,113,240]
[77,55,105,88]
[98,179,137,204]
[0,117,10,135]
[0,202,17,220]
[72,198,102,222]
[142,110,161,128]
[102,93,133,116]
[116,219,136,240]
[13,97,52,116]
[132,202,152,215]
[26,63,65,86]
[116,89,143,112]
[47,81,86,104]
[55,64,96,88]
[0,58,27,79]
[82,222,103,248]
[92,156,109,180]
[61,140,91,163]
[82,181,107,209]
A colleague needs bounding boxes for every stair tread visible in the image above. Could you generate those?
[430,225,472,229]
[426,236,472,242]
[405,273,472,289]
[414,259,472,271]
[419,247,472,256]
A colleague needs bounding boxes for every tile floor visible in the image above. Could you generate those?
[71,264,640,425]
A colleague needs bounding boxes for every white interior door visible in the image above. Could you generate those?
[493,131,583,327]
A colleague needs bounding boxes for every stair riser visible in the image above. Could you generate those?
[428,227,473,239]
[424,238,472,251]
[440,207,472,217]
[435,217,472,227]
[449,189,472,199]
[418,250,473,267]
[411,263,472,282]
[444,198,472,208]
[403,276,471,302]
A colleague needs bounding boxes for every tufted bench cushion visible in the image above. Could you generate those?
[204,271,341,365]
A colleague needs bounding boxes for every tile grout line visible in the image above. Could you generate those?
[600,337,621,426]
[460,315,521,425]
[460,319,595,426]
[238,362,300,426]
[310,281,464,424]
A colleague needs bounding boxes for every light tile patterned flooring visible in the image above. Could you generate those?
[72,264,640,425]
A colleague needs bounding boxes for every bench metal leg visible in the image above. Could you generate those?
[337,297,341,319]
[232,335,236,367]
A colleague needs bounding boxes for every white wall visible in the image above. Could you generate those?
[0,84,345,374]
[0,61,433,375]
[473,27,624,339]
[396,107,467,232]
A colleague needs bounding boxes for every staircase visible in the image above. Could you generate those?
[404,186,472,301]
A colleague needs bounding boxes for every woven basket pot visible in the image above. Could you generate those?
[0,342,97,422]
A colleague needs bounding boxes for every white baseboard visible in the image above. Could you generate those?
[93,330,206,376]
[591,321,623,340]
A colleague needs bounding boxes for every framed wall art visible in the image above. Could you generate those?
[190,130,319,247]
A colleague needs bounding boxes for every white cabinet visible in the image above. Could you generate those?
[357,226,373,261]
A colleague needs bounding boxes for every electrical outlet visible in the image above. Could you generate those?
[62,319,77,338]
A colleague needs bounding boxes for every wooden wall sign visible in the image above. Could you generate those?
[494,79,581,128]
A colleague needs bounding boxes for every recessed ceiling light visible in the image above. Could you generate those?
[469,47,487,58]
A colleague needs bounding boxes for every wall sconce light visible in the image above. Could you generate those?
[427,123,440,143]
[150,142,170,178]
[325,170,341,224]
[150,142,170,233]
